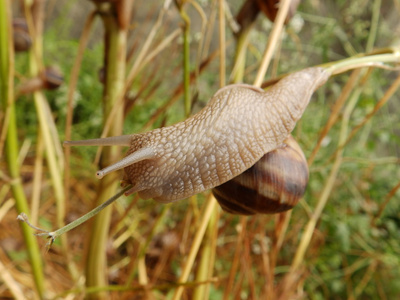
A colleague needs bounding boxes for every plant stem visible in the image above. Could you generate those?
[18,186,132,244]
[0,1,45,297]
[324,52,400,75]
[179,3,192,116]
[172,194,217,300]
[218,0,225,87]
[231,25,252,83]
[85,3,127,298]
[253,0,292,87]
[193,204,219,300]
[366,0,381,53]
[23,0,80,279]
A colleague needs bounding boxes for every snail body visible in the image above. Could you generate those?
[64,67,329,204]
[212,135,309,215]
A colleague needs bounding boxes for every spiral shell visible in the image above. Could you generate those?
[212,135,308,215]
[13,18,32,52]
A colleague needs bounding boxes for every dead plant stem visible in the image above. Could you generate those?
[253,0,292,87]
[172,194,217,300]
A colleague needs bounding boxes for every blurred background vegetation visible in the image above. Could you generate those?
[1,0,400,299]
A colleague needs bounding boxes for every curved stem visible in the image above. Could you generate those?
[324,52,400,75]
[18,186,132,246]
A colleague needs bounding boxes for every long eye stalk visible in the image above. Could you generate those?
[63,135,132,146]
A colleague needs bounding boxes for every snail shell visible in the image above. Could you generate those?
[13,18,32,52]
[212,135,308,215]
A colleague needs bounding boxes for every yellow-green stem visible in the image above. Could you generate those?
[24,0,78,279]
[366,0,381,53]
[95,1,174,164]
[231,25,252,83]
[324,52,400,75]
[85,4,127,298]
[19,186,132,244]
[218,0,225,87]
[0,1,45,297]
[179,5,191,116]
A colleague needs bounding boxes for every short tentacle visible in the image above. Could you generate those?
[96,147,156,179]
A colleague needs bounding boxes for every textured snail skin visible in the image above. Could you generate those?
[65,67,329,203]
[212,135,309,215]
[123,67,328,202]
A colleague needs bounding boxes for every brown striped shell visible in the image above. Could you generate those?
[212,135,308,215]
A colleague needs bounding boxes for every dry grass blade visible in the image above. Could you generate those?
[223,216,247,300]
[172,194,217,300]
[0,256,26,300]
[371,180,400,227]
[253,0,292,87]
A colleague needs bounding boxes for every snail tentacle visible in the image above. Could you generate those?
[96,147,156,179]
[63,135,132,147]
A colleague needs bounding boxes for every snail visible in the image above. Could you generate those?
[16,66,64,95]
[212,135,308,215]
[64,67,330,209]
[13,18,32,52]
